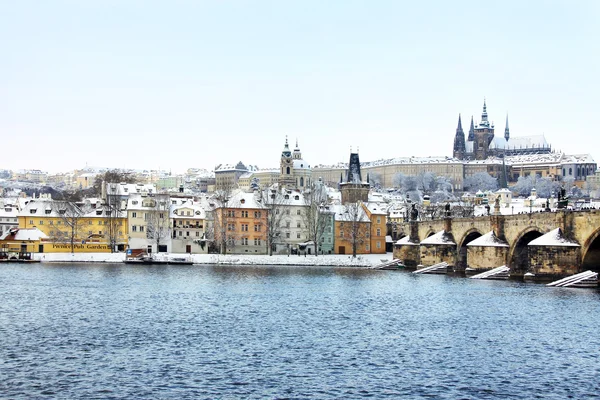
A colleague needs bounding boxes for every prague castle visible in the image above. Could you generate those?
[453,99,551,160]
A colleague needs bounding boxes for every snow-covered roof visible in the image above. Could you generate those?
[490,135,549,150]
[226,192,267,209]
[0,227,48,241]
[420,230,455,245]
[170,200,206,219]
[292,159,310,169]
[105,183,157,196]
[528,228,580,247]
[561,154,596,165]
[466,231,509,247]
[364,202,388,215]
[332,204,370,222]
[362,156,462,167]
[395,235,419,245]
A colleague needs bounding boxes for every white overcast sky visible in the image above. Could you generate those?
[1,1,599,173]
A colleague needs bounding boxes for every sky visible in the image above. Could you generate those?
[1,0,599,173]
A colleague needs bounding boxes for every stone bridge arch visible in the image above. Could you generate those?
[581,227,600,272]
[507,227,544,275]
[456,228,484,271]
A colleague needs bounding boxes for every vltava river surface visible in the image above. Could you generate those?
[1,263,599,399]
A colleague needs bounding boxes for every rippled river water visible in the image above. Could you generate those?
[1,262,599,399]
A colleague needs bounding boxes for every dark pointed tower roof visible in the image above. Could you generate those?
[453,114,466,159]
[345,152,363,184]
[479,98,490,128]
[468,115,475,141]
[504,114,510,141]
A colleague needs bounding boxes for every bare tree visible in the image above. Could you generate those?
[302,182,329,256]
[339,201,370,258]
[211,185,236,254]
[261,186,289,255]
[146,194,171,253]
[52,201,85,253]
[104,192,123,252]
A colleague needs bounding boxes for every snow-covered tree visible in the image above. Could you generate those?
[463,172,498,192]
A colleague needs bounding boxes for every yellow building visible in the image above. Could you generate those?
[0,227,48,258]
[18,198,128,253]
[363,202,387,254]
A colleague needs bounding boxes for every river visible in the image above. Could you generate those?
[1,262,599,399]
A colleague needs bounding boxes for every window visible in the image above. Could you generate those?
[159,213,164,219]
[376,217,381,224]
[276,209,279,214]
[242,238,248,245]
[286,233,290,238]
[227,210,235,218]
[376,241,381,249]
[179,231,183,236]
[49,221,53,225]
[297,209,301,215]
[99,221,103,225]
[366,244,370,251]
[340,231,344,238]
[286,209,290,215]
[254,238,261,246]
[286,221,290,228]
[254,224,261,232]
[376,228,381,237]
[241,224,249,232]
[196,232,200,237]
[297,222,301,228]
[297,233,301,239]
[88,221,93,225]
[39,221,43,225]
[254,211,261,218]
[132,226,137,232]
[366,232,370,238]
[140,226,144,232]
[227,223,235,231]
[241,211,249,218]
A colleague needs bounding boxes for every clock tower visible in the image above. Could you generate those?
[279,137,295,187]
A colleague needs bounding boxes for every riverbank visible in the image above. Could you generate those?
[32,252,393,267]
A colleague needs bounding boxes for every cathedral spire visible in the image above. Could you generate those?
[480,98,489,126]
[468,115,475,141]
[504,114,510,141]
[453,114,466,160]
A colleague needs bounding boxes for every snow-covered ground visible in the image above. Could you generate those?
[33,252,393,267]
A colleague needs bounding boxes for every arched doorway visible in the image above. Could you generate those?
[581,232,600,273]
[457,230,482,272]
[509,230,543,275]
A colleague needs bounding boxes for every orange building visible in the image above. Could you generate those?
[214,191,268,254]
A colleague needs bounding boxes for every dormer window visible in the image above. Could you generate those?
[240,199,246,204]
[285,195,289,199]
[59,209,66,215]
[96,210,102,215]
[132,200,138,205]
[45,209,51,214]
[294,196,299,200]
[30,209,37,214]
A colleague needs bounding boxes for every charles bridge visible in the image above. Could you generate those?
[392,207,600,280]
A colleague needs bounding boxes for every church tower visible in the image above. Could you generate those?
[504,114,510,141]
[473,99,495,160]
[279,137,295,187]
[453,114,466,159]
[340,149,370,204]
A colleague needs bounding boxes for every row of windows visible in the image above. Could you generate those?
[228,224,263,232]
[48,230,122,237]
[131,212,165,219]
[239,238,262,246]
[226,211,262,218]
[175,231,202,237]
[275,209,301,215]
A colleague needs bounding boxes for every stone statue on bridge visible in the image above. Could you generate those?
[410,204,419,221]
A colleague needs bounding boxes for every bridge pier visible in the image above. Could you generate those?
[393,221,420,269]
